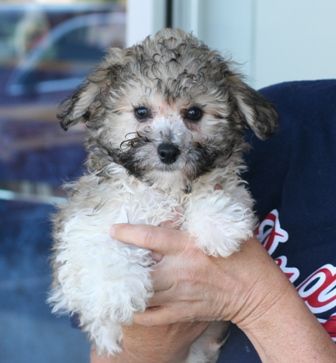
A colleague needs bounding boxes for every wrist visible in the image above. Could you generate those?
[233,264,292,329]
[220,238,291,327]
[235,277,294,332]
[233,272,336,362]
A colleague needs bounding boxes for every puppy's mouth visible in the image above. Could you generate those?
[113,134,220,182]
[155,162,180,172]
[155,142,219,176]
[118,135,183,171]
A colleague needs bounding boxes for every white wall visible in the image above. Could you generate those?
[254,0,336,88]
[174,0,336,88]
[126,0,165,46]
[198,0,255,83]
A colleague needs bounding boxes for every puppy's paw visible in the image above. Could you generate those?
[184,193,256,257]
[193,216,254,257]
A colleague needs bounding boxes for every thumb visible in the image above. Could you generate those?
[110,224,189,254]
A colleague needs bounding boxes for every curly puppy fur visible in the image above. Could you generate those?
[49,29,277,362]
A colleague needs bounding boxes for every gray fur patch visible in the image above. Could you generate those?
[57,28,278,186]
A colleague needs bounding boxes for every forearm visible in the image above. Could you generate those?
[242,293,335,362]
[236,267,336,362]
[109,225,336,362]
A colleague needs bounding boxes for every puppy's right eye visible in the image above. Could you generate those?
[185,106,203,122]
[134,106,151,121]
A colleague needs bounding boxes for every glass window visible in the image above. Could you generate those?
[0,2,126,362]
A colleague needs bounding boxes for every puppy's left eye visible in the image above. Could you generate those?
[185,106,203,122]
[134,106,151,121]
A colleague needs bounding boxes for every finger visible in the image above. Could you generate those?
[150,259,176,291]
[133,304,191,326]
[151,272,206,301]
[151,274,173,293]
[151,252,163,263]
[110,224,190,254]
[147,290,174,307]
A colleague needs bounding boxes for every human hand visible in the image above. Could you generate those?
[91,221,209,363]
[110,224,291,328]
[110,224,336,363]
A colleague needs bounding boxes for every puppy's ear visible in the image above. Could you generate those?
[57,48,124,131]
[58,81,100,131]
[229,75,278,140]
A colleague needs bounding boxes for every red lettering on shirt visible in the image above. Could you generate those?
[274,256,300,283]
[319,315,336,342]
[297,264,336,314]
[257,209,288,255]
[258,210,336,341]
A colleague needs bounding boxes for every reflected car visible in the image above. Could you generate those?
[0,5,127,360]
[2,11,125,115]
[6,12,125,98]
[0,7,125,184]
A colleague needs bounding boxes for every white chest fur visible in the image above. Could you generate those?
[49,168,255,358]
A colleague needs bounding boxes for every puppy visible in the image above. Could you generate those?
[48,28,277,362]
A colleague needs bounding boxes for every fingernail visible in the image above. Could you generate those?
[152,252,163,263]
[110,225,115,237]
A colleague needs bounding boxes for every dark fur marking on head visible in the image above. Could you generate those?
[115,133,152,179]
[58,29,278,189]
[185,142,219,180]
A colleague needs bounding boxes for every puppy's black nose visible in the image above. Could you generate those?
[157,143,180,164]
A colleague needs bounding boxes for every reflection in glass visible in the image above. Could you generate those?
[0,2,126,363]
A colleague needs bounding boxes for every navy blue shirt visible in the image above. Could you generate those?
[218,80,336,362]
